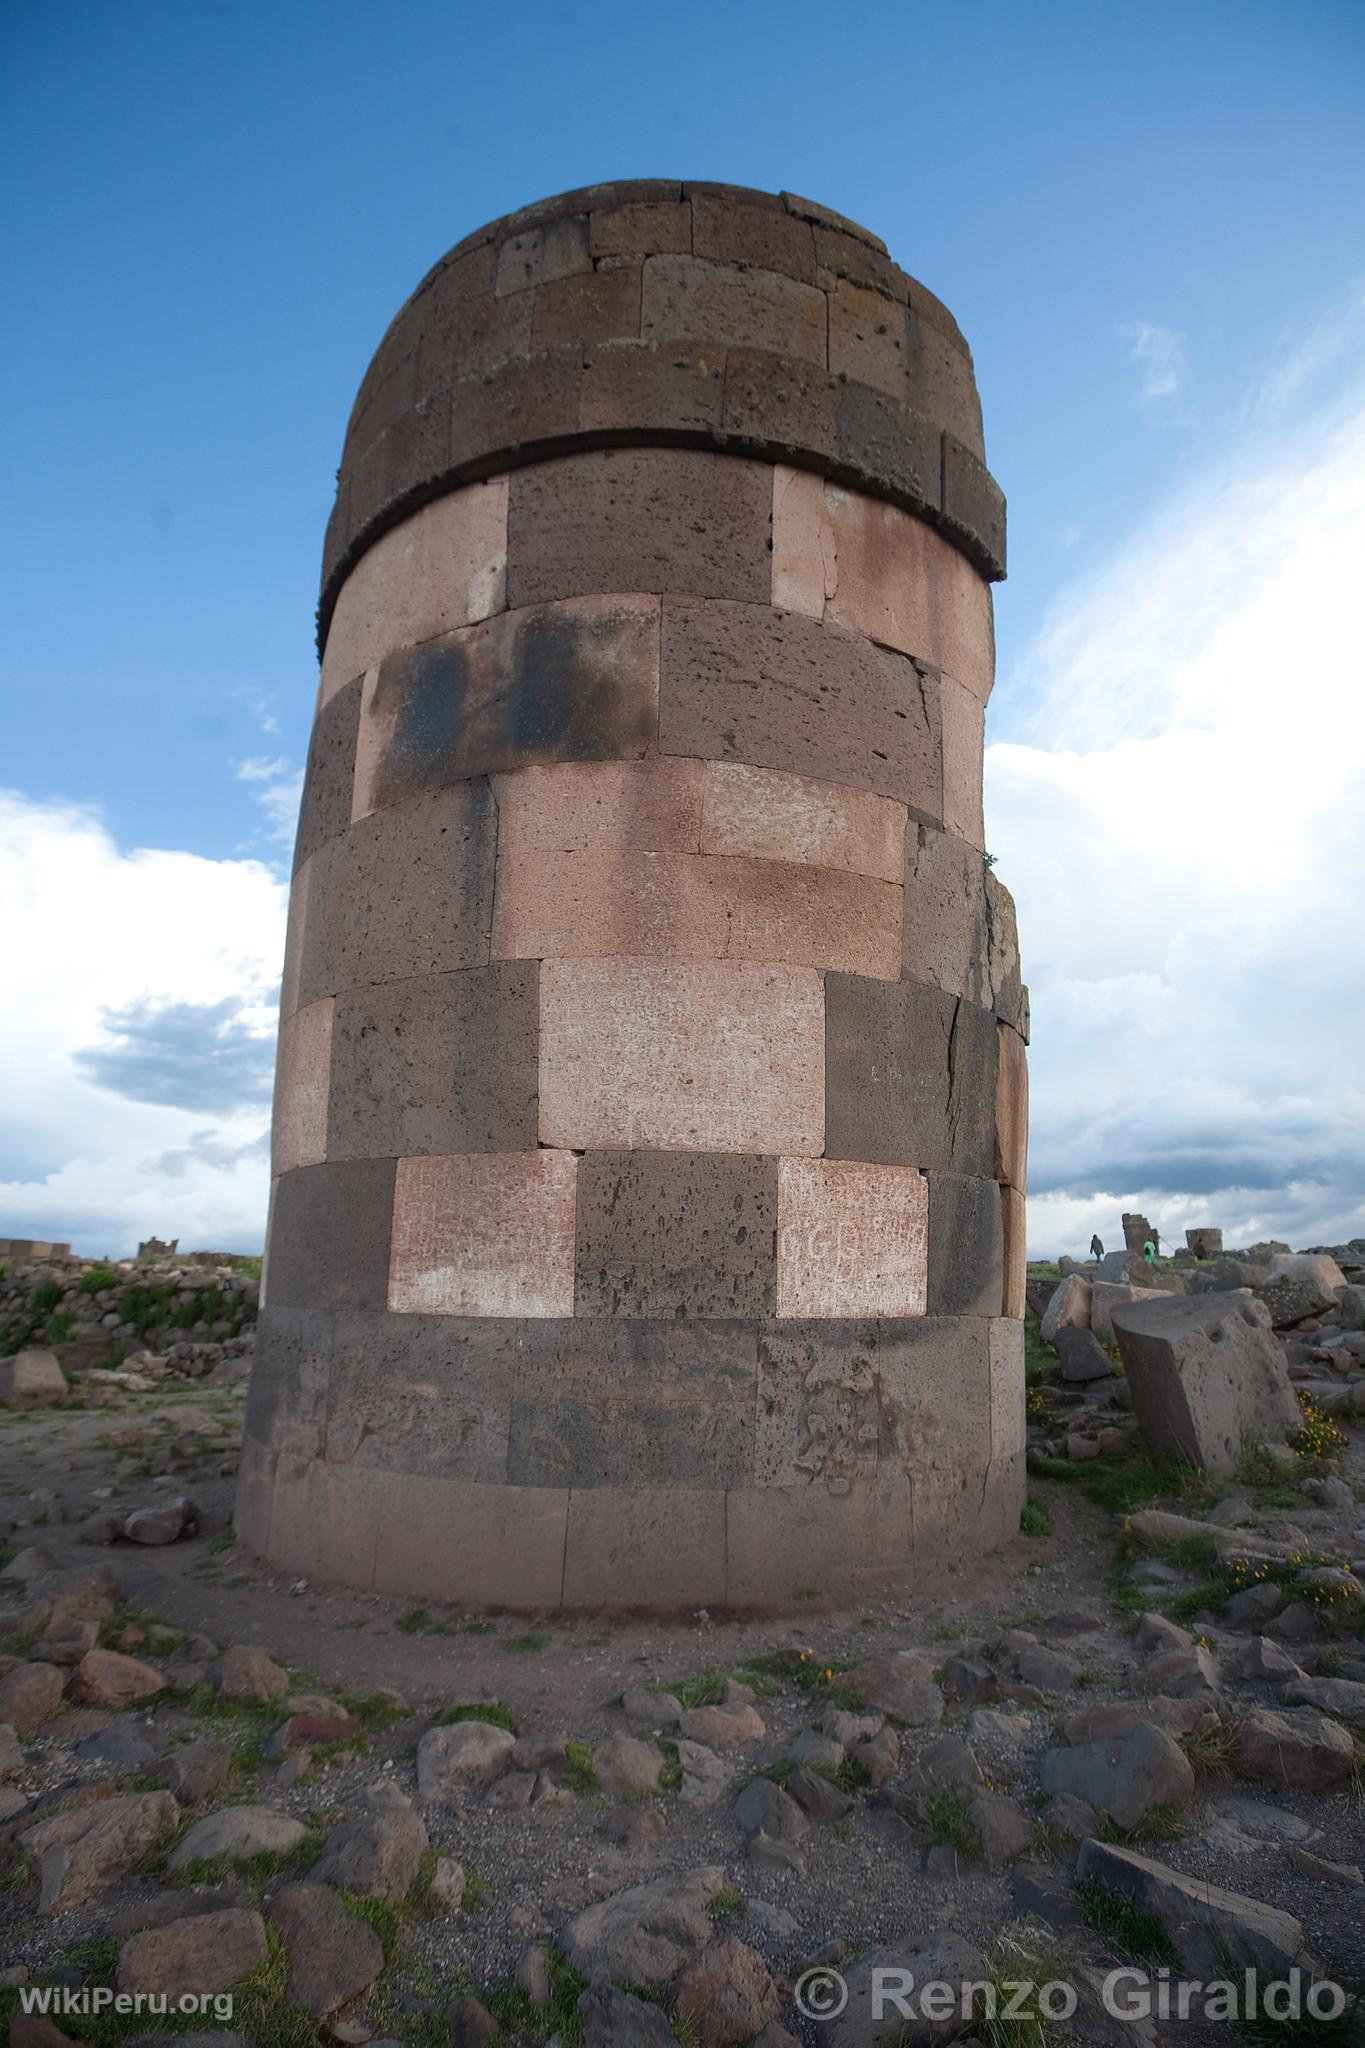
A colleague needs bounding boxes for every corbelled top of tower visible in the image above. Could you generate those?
[320,180,1004,654]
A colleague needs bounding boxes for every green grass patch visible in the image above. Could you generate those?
[563,1738,599,1792]
[1097,1803,1189,1847]
[710,1885,748,1922]
[914,1782,984,1859]
[1076,1876,1178,1965]
[462,1871,492,1912]
[78,1263,119,1294]
[1020,1495,1053,1537]
[1030,1447,1208,1517]
[486,1945,590,2048]
[504,1630,549,1653]
[433,1700,517,1732]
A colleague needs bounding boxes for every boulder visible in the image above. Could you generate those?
[1053,1327,1114,1383]
[560,1866,726,1986]
[1231,1705,1354,1791]
[1040,1276,1091,1342]
[677,1739,731,1807]
[309,1780,428,1899]
[620,1687,682,1728]
[1256,1254,1347,1328]
[1141,1645,1219,1698]
[117,1907,267,1996]
[415,1719,516,1803]
[592,1733,665,1796]
[1285,1673,1365,1721]
[1111,1294,1302,1475]
[1004,1644,1081,1692]
[162,1737,233,1805]
[733,1777,808,1840]
[1039,1719,1194,1830]
[827,1933,988,2048]
[75,1649,166,1708]
[578,1980,677,2048]
[268,1881,384,2017]
[20,1789,178,1912]
[1074,1839,1313,1975]
[966,1786,1032,1866]
[211,1645,288,1702]
[0,1349,67,1409]
[674,1937,780,2048]
[844,1653,943,1726]
[74,1718,163,1768]
[168,1804,305,1871]
[124,1498,196,1544]
[0,1663,64,1736]
[787,1766,851,1822]
[1090,1281,1167,1343]
[678,1703,764,1747]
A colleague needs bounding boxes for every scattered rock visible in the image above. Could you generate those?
[1232,1705,1355,1791]
[162,1737,233,1805]
[828,1933,988,2048]
[560,1866,726,1986]
[733,1777,807,1841]
[268,1882,384,2018]
[168,1804,305,1871]
[117,1908,267,1996]
[674,1937,780,2048]
[678,1703,764,1747]
[1039,1719,1194,1830]
[0,1349,68,1409]
[620,1688,682,1728]
[1040,1275,1091,1341]
[123,1498,197,1545]
[0,1663,64,1736]
[21,1789,179,1912]
[0,1723,23,1780]
[310,1781,427,1900]
[416,1719,517,1803]
[1112,1293,1302,1474]
[73,1717,164,1768]
[844,1653,943,1726]
[1004,1644,1081,1692]
[593,1734,664,1796]
[1074,1838,1313,1974]
[1286,1673,1365,1720]
[677,1739,731,1807]
[1054,1327,1114,1382]
[211,1645,288,1702]
[1141,1644,1219,1697]
[428,1855,466,1909]
[578,1980,676,2048]
[75,1648,166,1708]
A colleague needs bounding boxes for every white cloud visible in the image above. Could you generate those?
[1121,321,1186,400]
[0,791,286,1255]
[236,754,304,850]
[989,299,1365,1259]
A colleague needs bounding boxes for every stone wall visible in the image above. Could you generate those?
[239,181,1028,1611]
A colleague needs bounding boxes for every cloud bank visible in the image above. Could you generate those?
[989,295,1365,1257]
[0,791,285,1254]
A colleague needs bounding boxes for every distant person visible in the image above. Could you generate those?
[1143,1239,1156,1262]
[1090,1234,1104,1262]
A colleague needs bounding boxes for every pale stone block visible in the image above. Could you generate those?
[272,998,333,1177]
[725,1466,915,1605]
[775,1159,928,1318]
[995,1022,1028,1193]
[771,468,994,704]
[539,958,824,1154]
[388,1152,578,1317]
[940,675,986,847]
[279,859,311,1023]
[771,465,831,618]
[370,1474,569,1608]
[491,758,706,859]
[319,480,508,707]
[718,858,902,980]
[989,1317,1026,1462]
[1001,1185,1027,1319]
[700,760,906,883]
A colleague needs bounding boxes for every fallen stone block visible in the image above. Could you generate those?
[1075,1838,1314,1976]
[1111,1293,1303,1475]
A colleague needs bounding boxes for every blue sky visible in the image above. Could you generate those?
[2,0,1363,1254]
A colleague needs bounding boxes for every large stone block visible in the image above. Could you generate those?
[926,1173,1005,1317]
[770,467,994,703]
[368,1472,570,1608]
[1089,1280,1166,1343]
[272,997,333,1177]
[878,1314,993,1567]
[725,1466,915,1605]
[940,674,985,848]
[297,785,497,1005]
[243,1306,334,1463]
[590,198,692,258]
[823,973,994,1176]
[994,1020,1028,1192]
[988,1317,1026,1462]
[754,1320,880,1487]
[690,196,817,280]
[267,1160,396,1313]
[699,761,906,883]
[351,594,660,818]
[563,1486,728,1609]
[659,596,942,815]
[507,1320,757,1490]
[1001,1185,1028,1319]
[324,1311,515,1480]
[506,449,772,608]
[1110,1294,1304,1476]
[775,1159,928,1318]
[538,958,825,1154]
[493,757,704,858]
[574,1152,778,1317]
[578,341,726,435]
[531,266,642,348]
[641,253,826,362]
[294,674,361,872]
[388,1151,577,1317]
[319,482,508,706]
[826,278,912,400]
[495,214,591,295]
[327,964,538,1160]
[902,822,990,1002]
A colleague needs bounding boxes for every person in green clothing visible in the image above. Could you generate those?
[1143,1239,1156,1262]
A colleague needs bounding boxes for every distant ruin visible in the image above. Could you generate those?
[240,180,1027,1609]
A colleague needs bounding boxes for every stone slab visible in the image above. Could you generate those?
[641,253,827,362]
[530,266,642,348]
[926,1173,1005,1317]
[324,1311,515,1481]
[989,1317,1026,1462]
[700,760,906,883]
[297,784,497,1005]
[590,199,692,258]
[388,1152,577,1318]
[327,964,538,1161]
[690,196,817,280]
[902,822,990,1003]
[1110,1293,1305,1477]
[827,278,913,400]
[659,597,942,816]
[574,1151,778,1317]
[319,481,508,707]
[506,449,772,608]
[878,1314,993,1568]
[939,673,986,848]
[243,1306,335,1465]
[1001,1185,1027,1319]
[754,1320,880,1487]
[294,674,362,872]
[266,1160,396,1313]
[994,1022,1028,1193]
[775,1159,928,1318]
[725,1467,915,1605]
[562,1486,728,1609]
[539,958,824,1155]
[368,1472,569,1608]
[351,595,660,819]
[272,997,333,1177]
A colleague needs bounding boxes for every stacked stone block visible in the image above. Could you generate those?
[240,182,1028,1610]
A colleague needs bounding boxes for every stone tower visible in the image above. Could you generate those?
[238,180,1028,1610]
